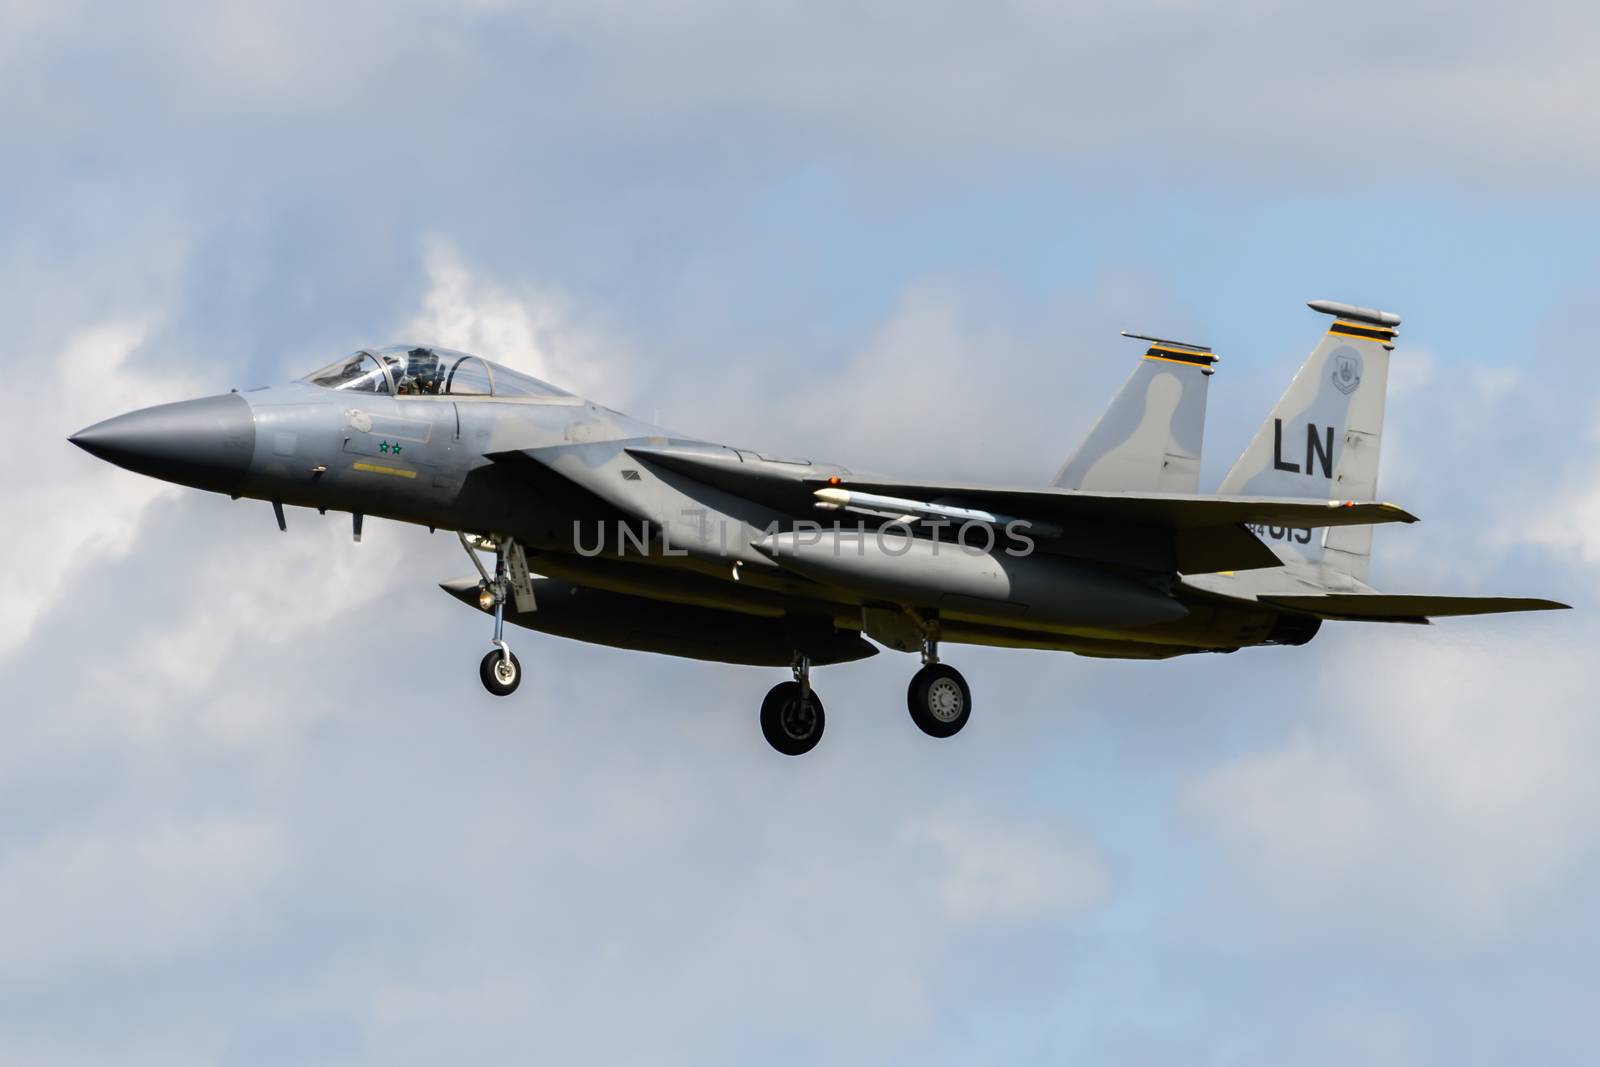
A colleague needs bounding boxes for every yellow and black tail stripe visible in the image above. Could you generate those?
[1143,343,1218,368]
[1328,320,1398,343]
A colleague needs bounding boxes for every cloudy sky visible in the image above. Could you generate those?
[5,1,1600,1063]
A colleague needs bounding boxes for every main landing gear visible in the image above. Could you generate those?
[757,636,973,756]
[906,634,971,739]
[761,655,826,756]
[463,533,522,697]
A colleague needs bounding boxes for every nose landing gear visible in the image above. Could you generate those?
[461,532,523,697]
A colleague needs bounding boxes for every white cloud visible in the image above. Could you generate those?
[1186,626,1600,941]
[1385,345,1436,401]
[1520,401,1600,568]
[0,0,81,62]
[915,813,1109,923]
[666,275,1161,481]
[368,975,546,1030]
[1523,473,1600,566]
[0,1037,213,1067]
[11,2,1600,189]
[89,518,427,744]
[403,239,637,406]
[0,319,197,660]
[0,815,289,980]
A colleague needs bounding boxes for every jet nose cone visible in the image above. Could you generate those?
[70,392,256,493]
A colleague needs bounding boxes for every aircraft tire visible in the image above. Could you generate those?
[479,649,522,696]
[907,663,971,738]
[760,681,825,756]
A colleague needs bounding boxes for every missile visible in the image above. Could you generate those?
[812,487,1063,539]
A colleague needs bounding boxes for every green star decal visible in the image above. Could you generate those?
[391,442,402,455]
[378,441,389,453]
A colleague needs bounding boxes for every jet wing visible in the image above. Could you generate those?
[813,479,1417,531]
[623,445,1415,574]
[626,446,1416,531]
[1258,594,1570,623]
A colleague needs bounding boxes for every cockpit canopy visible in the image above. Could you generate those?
[304,345,572,399]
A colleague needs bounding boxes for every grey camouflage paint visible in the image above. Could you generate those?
[1217,324,1393,575]
[1053,354,1212,493]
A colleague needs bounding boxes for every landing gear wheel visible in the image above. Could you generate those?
[479,649,522,696]
[760,681,826,756]
[908,663,971,738]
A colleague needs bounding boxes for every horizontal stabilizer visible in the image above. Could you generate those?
[1260,593,1570,622]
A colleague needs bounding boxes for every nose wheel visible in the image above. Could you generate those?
[907,635,971,738]
[761,655,825,755]
[480,648,522,696]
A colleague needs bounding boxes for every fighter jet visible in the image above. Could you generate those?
[70,301,1565,755]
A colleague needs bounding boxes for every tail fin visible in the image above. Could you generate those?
[1053,334,1217,493]
[1218,300,1399,580]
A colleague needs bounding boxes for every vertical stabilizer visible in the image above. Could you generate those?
[1053,334,1217,493]
[1219,301,1399,580]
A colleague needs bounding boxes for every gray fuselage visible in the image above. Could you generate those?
[70,373,1309,666]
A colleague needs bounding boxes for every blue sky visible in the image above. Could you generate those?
[5,2,1600,1064]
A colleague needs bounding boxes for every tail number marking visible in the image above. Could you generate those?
[1247,522,1314,545]
[1272,419,1335,479]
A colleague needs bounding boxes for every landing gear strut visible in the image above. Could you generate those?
[760,654,825,756]
[463,533,522,697]
[907,633,970,738]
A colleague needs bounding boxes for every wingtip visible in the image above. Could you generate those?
[1335,501,1419,523]
[1366,502,1420,523]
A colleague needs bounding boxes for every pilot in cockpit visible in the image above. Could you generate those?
[409,348,444,395]
[393,347,444,395]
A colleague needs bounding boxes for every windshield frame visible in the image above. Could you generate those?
[303,350,394,394]
[442,353,495,396]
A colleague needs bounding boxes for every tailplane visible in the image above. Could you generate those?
[1256,593,1570,624]
[1054,333,1216,493]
